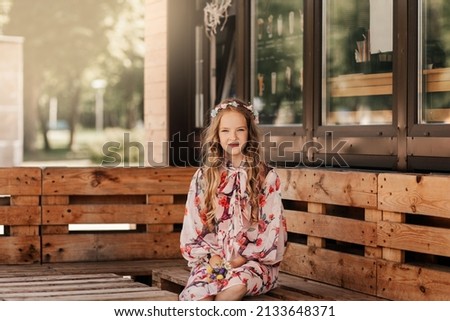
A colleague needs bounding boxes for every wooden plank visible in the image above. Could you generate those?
[42,233,181,263]
[42,204,184,224]
[378,221,450,257]
[280,242,377,295]
[10,196,39,205]
[285,209,377,246]
[377,260,450,300]
[41,225,69,235]
[9,226,39,237]
[147,195,174,204]
[42,167,196,195]
[0,274,133,287]
[364,209,382,258]
[381,211,404,262]
[278,168,377,208]
[42,196,69,205]
[278,273,383,301]
[306,203,325,248]
[0,206,40,225]
[2,289,178,301]
[46,259,186,277]
[0,168,41,195]
[378,173,450,218]
[0,273,178,301]
[0,236,40,264]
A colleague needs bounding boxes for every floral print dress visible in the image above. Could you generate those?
[179,164,287,301]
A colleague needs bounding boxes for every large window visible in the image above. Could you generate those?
[419,0,450,124]
[322,0,393,126]
[251,0,304,126]
[181,0,450,172]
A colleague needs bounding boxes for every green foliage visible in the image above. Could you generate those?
[3,0,144,152]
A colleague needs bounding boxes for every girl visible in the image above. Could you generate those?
[179,98,287,301]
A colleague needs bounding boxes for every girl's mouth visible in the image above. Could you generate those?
[228,143,239,148]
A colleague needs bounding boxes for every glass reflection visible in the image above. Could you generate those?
[419,0,450,124]
[322,0,393,126]
[252,0,304,125]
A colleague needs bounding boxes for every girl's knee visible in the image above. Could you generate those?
[215,284,247,301]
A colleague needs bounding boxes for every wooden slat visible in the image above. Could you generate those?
[0,167,41,195]
[381,211,405,262]
[280,242,377,295]
[277,273,383,301]
[0,272,178,301]
[378,173,450,218]
[378,221,450,257]
[0,206,41,225]
[42,167,196,195]
[0,236,40,264]
[42,204,184,224]
[377,260,450,300]
[42,233,181,263]
[10,195,39,205]
[285,209,377,246]
[278,168,377,208]
[9,226,39,237]
[46,259,186,277]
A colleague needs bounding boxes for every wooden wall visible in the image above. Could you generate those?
[277,168,450,300]
[0,168,41,264]
[1,166,449,300]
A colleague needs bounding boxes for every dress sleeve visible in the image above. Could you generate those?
[180,168,220,267]
[240,169,287,265]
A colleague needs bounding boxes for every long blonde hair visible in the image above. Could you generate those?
[200,98,265,230]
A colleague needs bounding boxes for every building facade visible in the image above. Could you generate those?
[145,0,450,172]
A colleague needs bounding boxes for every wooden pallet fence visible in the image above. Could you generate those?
[41,167,196,263]
[0,168,41,264]
[277,168,379,296]
[377,173,450,300]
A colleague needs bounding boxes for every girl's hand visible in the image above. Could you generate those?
[209,254,223,267]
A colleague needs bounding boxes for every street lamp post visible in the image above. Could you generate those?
[91,79,107,132]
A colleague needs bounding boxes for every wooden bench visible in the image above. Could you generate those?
[150,265,384,301]
[0,267,178,301]
[1,167,449,300]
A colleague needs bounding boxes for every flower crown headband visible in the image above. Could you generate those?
[210,100,259,124]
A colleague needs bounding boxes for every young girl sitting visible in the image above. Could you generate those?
[179,98,287,301]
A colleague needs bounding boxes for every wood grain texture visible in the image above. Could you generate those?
[278,168,377,208]
[379,173,450,218]
[280,242,377,295]
[42,167,196,195]
[377,260,450,300]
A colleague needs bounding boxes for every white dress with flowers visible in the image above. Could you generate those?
[179,164,287,301]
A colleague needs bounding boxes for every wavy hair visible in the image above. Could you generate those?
[200,98,265,230]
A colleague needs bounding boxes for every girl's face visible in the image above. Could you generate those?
[218,110,248,167]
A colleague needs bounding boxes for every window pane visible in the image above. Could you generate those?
[322,0,393,126]
[419,0,450,124]
[251,0,304,125]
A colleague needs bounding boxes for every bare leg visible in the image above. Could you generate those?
[215,285,247,301]
[199,295,215,301]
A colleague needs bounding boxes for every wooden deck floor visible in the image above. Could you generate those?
[0,261,182,301]
[1,260,384,301]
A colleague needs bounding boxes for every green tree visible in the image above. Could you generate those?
[4,0,144,152]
